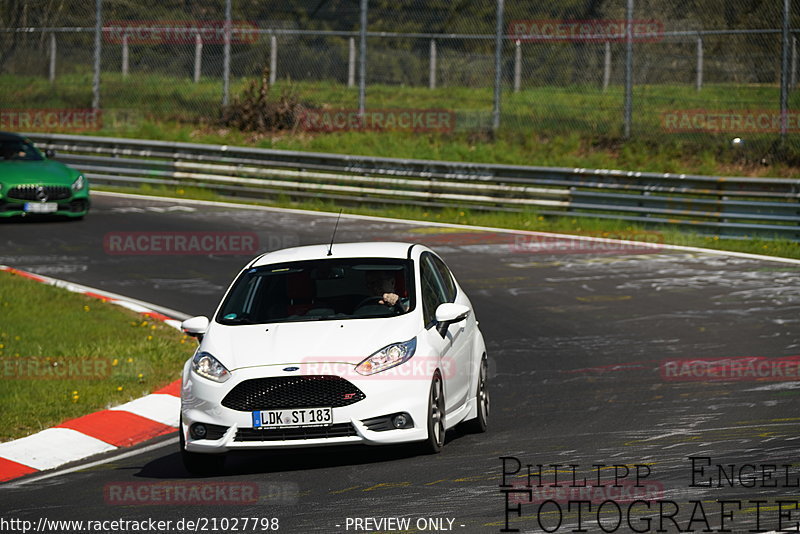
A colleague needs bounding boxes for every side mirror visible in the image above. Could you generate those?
[44,148,56,159]
[435,303,470,338]
[181,316,209,341]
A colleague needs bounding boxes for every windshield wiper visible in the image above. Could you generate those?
[221,317,256,325]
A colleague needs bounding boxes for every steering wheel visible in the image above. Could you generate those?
[354,296,386,310]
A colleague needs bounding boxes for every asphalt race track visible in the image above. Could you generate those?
[2,192,800,534]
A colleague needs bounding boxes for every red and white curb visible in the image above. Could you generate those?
[0,266,189,483]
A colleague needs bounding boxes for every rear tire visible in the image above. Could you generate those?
[179,417,225,476]
[420,373,445,454]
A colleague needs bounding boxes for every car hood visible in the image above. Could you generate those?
[201,314,421,371]
[0,160,78,185]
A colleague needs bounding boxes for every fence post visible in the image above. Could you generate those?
[221,0,231,108]
[122,32,129,79]
[695,35,703,91]
[270,34,277,85]
[193,33,202,83]
[780,0,790,139]
[429,39,437,89]
[513,39,521,93]
[49,33,56,84]
[492,0,505,131]
[792,36,797,89]
[348,37,356,88]
[92,0,102,111]
[623,0,633,138]
[359,0,367,117]
[602,41,611,92]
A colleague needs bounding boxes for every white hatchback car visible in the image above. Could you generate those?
[179,242,488,474]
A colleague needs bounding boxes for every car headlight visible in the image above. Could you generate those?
[71,174,85,192]
[355,338,417,376]
[192,351,230,382]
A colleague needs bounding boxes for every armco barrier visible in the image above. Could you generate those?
[25,133,800,240]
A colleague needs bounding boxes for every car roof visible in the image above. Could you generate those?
[250,242,420,267]
[0,132,28,142]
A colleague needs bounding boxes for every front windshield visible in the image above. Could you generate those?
[216,258,416,325]
[0,140,43,162]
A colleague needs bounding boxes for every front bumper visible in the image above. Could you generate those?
[0,190,90,217]
[180,361,434,453]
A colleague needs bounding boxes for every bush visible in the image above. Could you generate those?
[220,67,308,132]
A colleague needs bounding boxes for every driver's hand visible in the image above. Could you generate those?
[381,292,399,306]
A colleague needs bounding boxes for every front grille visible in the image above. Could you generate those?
[221,375,366,412]
[7,185,71,201]
[234,423,357,441]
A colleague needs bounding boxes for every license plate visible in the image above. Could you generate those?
[252,407,332,428]
[24,202,58,213]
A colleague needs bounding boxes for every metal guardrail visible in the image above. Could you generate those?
[25,132,800,240]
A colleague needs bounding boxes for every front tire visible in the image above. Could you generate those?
[420,373,445,454]
[179,416,225,476]
[464,356,489,433]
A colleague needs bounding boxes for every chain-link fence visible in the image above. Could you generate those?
[1,0,798,145]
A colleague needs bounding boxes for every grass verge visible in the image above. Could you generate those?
[4,74,800,177]
[97,184,800,261]
[0,270,195,442]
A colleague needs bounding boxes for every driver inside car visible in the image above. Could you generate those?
[364,270,409,312]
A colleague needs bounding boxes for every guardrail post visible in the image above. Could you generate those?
[429,39,437,90]
[348,37,356,88]
[513,39,521,93]
[695,35,703,91]
[122,32,129,79]
[49,33,57,84]
[718,183,728,231]
[602,41,611,92]
[193,33,203,83]
[270,34,277,85]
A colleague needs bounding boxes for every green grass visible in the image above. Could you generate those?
[100,183,800,260]
[3,73,800,177]
[0,270,195,441]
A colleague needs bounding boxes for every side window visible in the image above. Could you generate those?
[420,255,447,327]
[429,254,456,303]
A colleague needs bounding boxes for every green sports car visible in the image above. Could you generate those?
[0,132,89,218]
